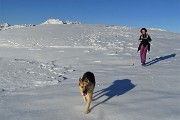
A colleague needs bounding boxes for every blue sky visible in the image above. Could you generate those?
[0,0,180,33]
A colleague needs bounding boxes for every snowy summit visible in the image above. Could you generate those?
[41,18,81,25]
[41,19,64,25]
[0,23,10,28]
[0,23,35,30]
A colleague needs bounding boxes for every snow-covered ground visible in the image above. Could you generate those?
[0,24,179,120]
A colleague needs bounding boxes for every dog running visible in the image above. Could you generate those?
[79,71,95,114]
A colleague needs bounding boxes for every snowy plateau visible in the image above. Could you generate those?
[0,23,180,120]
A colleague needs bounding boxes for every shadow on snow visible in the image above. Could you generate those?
[146,54,176,66]
[91,79,136,111]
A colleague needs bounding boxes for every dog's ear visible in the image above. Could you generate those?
[79,77,82,82]
[84,78,89,84]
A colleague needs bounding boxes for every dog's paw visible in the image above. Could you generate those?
[85,110,90,114]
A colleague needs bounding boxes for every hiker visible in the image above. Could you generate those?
[138,28,152,65]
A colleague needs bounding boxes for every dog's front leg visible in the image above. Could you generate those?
[85,93,92,114]
[83,96,87,102]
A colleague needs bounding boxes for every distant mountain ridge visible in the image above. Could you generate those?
[0,23,10,28]
[0,23,36,30]
[41,19,81,25]
[0,18,81,31]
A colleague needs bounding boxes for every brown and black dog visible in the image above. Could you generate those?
[79,72,95,114]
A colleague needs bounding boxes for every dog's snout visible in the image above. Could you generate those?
[83,89,87,93]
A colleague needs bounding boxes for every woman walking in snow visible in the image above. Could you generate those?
[138,28,152,66]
